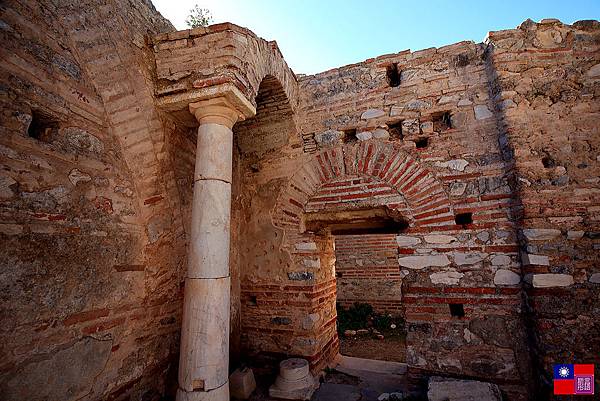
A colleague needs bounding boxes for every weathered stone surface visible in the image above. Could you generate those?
[494,269,521,285]
[302,259,320,268]
[430,269,464,285]
[288,271,315,281]
[229,367,256,399]
[454,252,486,265]
[295,242,317,251]
[522,253,550,266]
[179,277,230,391]
[588,63,600,78]
[0,175,17,198]
[356,131,373,141]
[474,105,493,120]
[468,315,522,349]
[63,127,104,154]
[534,29,563,47]
[398,255,451,269]
[424,235,457,244]
[532,274,574,288]
[490,255,511,266]
[371,128,390,139]
[405,99,431,110]
[589,273,600,284]
[302,313,320,330]
[567,230,585,240]
[476,231,490,242]
[450,182,467,196]
[177,385,229,401]
[434,159,469,172]
[1,338,112,401]
[269,359,318,400]
[427,377,502,401]
[438,95,459,105]
[522,228,561,241]
[314,130,343,146]
[377,392,404,401]
[68,169,92,186]
[401,119,420,135]
[421,121,434,133]
[2,9,599,401]
[360,109,385,120]
[396,235,421,247]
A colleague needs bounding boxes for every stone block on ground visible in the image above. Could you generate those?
[427,377,502,401]
[229,367,256,399]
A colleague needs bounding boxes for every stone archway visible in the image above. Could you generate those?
[273,140,453,231]
[242,140,454,371]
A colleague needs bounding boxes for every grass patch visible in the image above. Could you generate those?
[337,302,406,338]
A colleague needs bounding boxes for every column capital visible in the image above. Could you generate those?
[188,85,256,129]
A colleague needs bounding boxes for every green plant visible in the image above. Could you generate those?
[337,302,407,336]
[336,302,373,333]
[185,4,213,28]
[373,313,392,331]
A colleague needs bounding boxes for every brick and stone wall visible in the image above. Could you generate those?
[289,38,532,398]
[487,18,600,398]
[150,17,599,400]
[229,19,599,400]
[335,234,403,313]
[1,2,599,400]
[0,1,190,400]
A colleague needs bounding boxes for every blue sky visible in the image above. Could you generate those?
[152,0,600,75]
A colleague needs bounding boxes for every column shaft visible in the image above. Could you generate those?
[177,122,234,401]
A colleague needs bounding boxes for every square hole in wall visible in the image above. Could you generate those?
[27,110,58,143]
[387,121,403,140]
[415,137,428,149]
[542,155,556,168]
[343,128,357,143]
[449,303,465,317]
[386,63,401,87]
[432,111,452,131]
[248,296,257,306]
[454,212,473,227]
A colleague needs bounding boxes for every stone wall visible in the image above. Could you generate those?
[335,234,403,313]
[487,18,600,398]
[1,2,599,400]
[0,1,191,400]
[289,38,532,398]
[152,17,599,400]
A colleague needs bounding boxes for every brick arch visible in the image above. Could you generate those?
[273,140,453,233]
[235,36,299,112]
[154,23,299,115]
[234,74,297,156]
[265,139,453,371]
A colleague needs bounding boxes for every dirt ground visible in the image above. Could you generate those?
[339,332,406,362]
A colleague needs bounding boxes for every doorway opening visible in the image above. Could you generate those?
[303,207,408,363]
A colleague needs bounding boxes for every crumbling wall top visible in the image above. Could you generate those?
[153,22,298,126]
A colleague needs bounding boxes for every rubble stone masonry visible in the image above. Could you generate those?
[0,1,598,400]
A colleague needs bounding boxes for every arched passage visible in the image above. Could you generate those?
[239,140,452,371]
[273,140,453,232]
[234,75,297,157]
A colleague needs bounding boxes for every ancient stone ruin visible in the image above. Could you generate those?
[1,1,599,400]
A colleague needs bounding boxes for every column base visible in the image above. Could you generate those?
[176,382,229,401]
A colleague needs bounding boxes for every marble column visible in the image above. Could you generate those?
[177,95,254,401]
